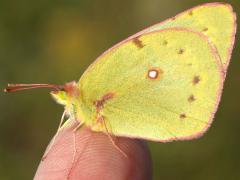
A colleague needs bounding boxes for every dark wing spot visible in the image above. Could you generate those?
[202,27,208,32]
[171,17,176,20]
[133,36,145,49]
[180,113,187,119]
[163,40,168,46]
[178,48,185,54]
[94,92,115,112]
[188,11,193,16]
[193,76,201,85]
[102,92,115,101]
[188,95,196,102]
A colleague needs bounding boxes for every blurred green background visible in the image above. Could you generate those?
[0,0,239,179]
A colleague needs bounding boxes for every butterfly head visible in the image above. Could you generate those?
[51,81,80,106]
[4,81,80,107]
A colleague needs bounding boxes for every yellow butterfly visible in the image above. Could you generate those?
[5,3,237,143]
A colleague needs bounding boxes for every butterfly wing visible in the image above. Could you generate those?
[133,3,237,72]
[78,29,223,141]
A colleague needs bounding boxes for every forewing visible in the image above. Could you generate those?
[79,29,223,141]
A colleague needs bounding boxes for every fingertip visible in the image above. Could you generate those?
[34,122,152,180]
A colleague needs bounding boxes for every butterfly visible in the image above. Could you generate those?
[5,3,237,146]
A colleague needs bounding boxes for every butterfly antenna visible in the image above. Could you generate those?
[102,118,128,158]
[4,83,65,93]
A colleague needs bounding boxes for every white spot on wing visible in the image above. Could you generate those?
[148,70,158,79]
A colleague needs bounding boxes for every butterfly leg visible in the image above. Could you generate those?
[66,121,84,179]
[97,115,128,158]
[72,121,84,161]
[41,110,67,161]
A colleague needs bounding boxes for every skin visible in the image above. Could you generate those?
[34,121,152,180]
